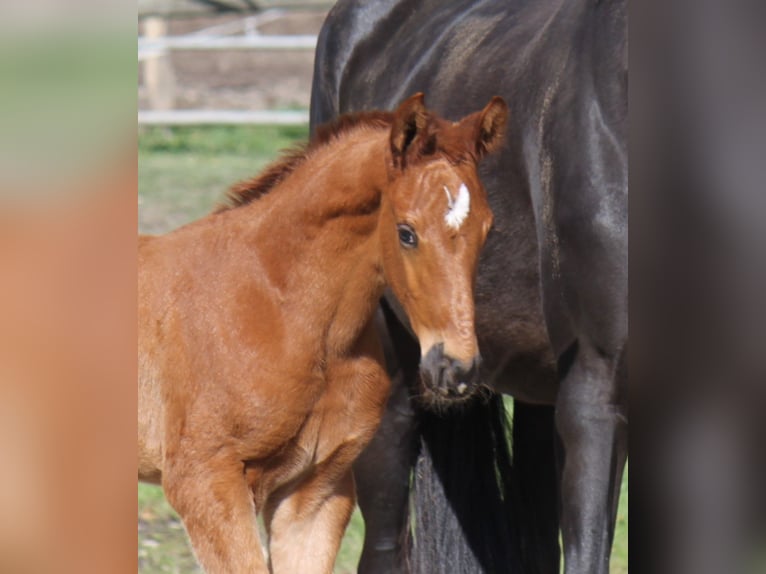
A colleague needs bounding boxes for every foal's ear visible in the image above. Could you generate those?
[473,96,508,158]
[390,92,428,169]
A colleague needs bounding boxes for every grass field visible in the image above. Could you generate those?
[137,125,627,573]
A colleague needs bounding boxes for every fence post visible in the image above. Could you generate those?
[143,16,177,110]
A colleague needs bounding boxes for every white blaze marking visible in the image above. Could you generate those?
[443,183,471,230]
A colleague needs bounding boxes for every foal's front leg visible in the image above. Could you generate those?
[268,328,390,573]
[163,453,268,574]
[265,469,356,574]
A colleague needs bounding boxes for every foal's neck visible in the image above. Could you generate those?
[296,128,390,224]
[296,128,391,356]
[244,127,391,358]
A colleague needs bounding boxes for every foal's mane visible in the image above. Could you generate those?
[216,111,394,212]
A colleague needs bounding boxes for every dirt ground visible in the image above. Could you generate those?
[138,10,327,111]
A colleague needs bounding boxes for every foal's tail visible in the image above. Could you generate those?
[409,398,560,574]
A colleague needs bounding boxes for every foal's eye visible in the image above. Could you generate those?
[397,224,418,248]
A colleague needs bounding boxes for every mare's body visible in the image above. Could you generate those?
[310,1,628,573]
[138,96,507,573]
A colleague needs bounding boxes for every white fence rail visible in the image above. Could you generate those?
[139,34,317,52]
[139,109,310,125]
[138,0,332,18]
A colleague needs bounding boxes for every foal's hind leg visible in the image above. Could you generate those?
[163,455,268,573]
[265,469,356,574]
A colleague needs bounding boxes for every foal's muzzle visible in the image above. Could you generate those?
[419,343,482,402]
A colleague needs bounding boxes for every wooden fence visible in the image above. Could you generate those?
[139,0,331,125]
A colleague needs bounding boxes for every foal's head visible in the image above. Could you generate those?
[379,93,507,403]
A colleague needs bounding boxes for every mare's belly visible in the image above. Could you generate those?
[478,329,558,405]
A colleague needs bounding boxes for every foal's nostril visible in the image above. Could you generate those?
[457,356,482,390]
[420,346,482,400]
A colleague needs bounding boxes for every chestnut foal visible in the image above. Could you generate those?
[138,93,507,573]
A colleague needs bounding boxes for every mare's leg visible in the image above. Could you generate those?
[555,342,628,574]
[266,469,356,574]
[162,453,268,574]
[355,371,417,574]
[607,350,628,552]
[355,302,421,574]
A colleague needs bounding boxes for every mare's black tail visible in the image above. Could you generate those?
[410,398,560,574]
[512,401,561,574]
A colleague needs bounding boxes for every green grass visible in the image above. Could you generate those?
[138,484,202,574]
[138,125,308,156]
[612,466,629,574]
[138,125,627,573]
[138,125,308,234]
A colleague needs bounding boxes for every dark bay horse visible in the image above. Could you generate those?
[138,94,508,573]
[310,1,627,573]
